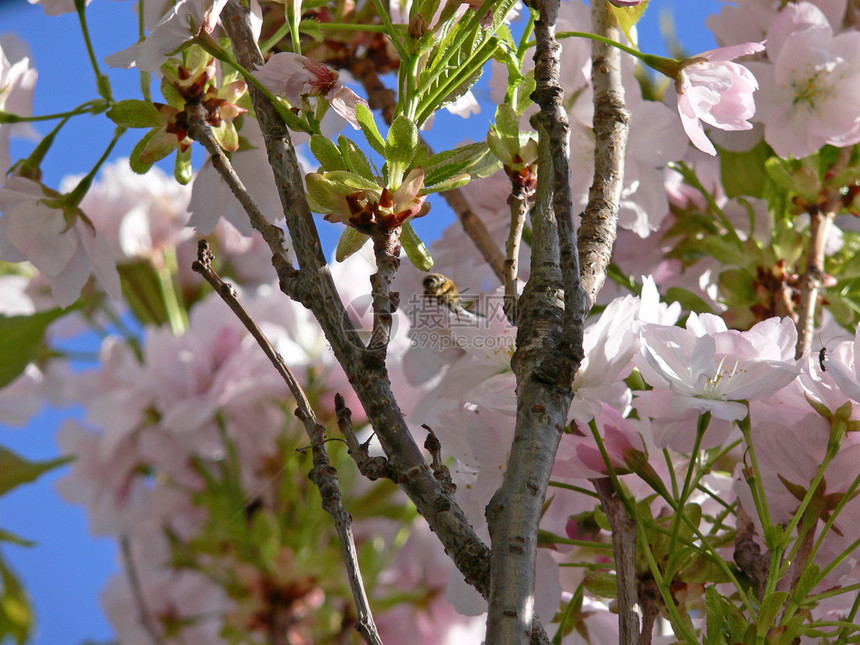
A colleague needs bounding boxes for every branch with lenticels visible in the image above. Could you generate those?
[216,4,558,643]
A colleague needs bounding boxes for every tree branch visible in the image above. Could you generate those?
[795,148,850,357]
[219,1,515,628]
[192,240,383,645]
[593,477,640,645]
[367,227,401,355]
[577,0,631,309]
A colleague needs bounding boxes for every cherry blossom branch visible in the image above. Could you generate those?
[484,0,598,640]
[333,393,396,482]
[120,536,165,645]
[531,0,589,371]
[191,241,382,645]
[795,148,851,357]
[220,0,507,626]
[592,477,640,645]
[367,227,401,355]
[184,101,305,303]
[504,183,529,322]
[577,0,630,308]
[306,423,385,645]
[348,60,507,284]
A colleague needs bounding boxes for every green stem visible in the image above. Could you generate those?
[587,419,635,516]
[288,0,302,55]
[138,0,151,101]
[415,34,497,125]
[635,519,700,643]
[526,29,684,80]
[808,472,860,566]
[548,480,600,498]
[516,10,536,63]
[415,0,501,92]
[66,126,127,206]
[833,588,860,645]
[318,21,389,32]
[0,104,99,123]
[196,34,312,133]
[75,0,113,101]
[368,0,409,62]
[158,248,189,336]
[666,411,710,575]
[669,161,744,247]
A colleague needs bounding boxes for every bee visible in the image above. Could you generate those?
[423,273,475,315]
[819,346,828,372]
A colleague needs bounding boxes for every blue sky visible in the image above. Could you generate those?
[0,1,721,643]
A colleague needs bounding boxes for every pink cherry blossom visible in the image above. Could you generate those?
[0,177,122,307]
[816,324,860,403]
[106,0,229,71]
[675,42,764,156]
[26,0,92,15]
[635,314,800,451]
[750,2,860,158]
[253,52,370,129]
[0,37,38,176]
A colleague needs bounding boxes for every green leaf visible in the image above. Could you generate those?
[719,267,757,304]
[174,145,193,185]
[401,222,434,271]
[117,260,172,327]
[385,115,419,167]
[0,556,33,645]
[720,139,771,198]
[704,586,725,645]
[424,141,500,187]
[335,227,371,262]
[583,571,618,599]
[298,18,324,42]
[494,103,520,139]
[106,100,162,128]
[310,134,347,171]
[792,563,821,604]
[129,128,169,174]
[338,135,375,181]
[420,173,470,194]
[0,309,67,388]
[610,1,649,45]
[0,445,72,497]
[0,530,33,548]
[355,103,386,155]
[664,286,715,314]
[757,591,789,636]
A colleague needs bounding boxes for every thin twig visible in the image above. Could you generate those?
[367,227,401,355]
[421,424,456,495]
[504,183,529,323]
[184,100,305,304]
[191,241,383,645]
[592,477,640,645]
[795,148,850,357]
[334,393,395,481]
[577,0,631,309]
[120,535,165,645]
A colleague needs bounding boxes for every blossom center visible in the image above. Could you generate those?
[701,355,745,400]
[790,62,838,112]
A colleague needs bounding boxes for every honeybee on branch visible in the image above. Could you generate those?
[423,273,477,316]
